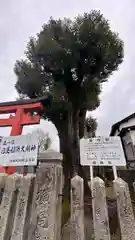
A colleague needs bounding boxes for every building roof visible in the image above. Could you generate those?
[110,112,135,136]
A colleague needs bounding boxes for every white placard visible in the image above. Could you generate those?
[0,133,38,166]
[80,136,126,166]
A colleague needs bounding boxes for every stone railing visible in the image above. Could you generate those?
[0,149,63,240]
[0,149,135,239]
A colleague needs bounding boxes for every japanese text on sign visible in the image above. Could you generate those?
[0,133,38,166]
[80,136,126,166]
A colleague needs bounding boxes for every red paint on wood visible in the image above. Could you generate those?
[0,102,43,114]
[0,102,43,174]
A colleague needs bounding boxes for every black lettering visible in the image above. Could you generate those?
[3,141,6,145]
[6,147,11,154]
[1,148,6,154]
[25,145,31,152]
[11,140,15,145]
[10,146,15,153]
[31,145,36,151]
[21,146,25,152]
[15,146,20,152]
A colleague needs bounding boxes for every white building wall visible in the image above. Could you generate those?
[130,130,135,145]
[116,118,135,145]
[119,118,135,131]
[112,116,135,170]
[114,129,119,136]
[113,118,135,139]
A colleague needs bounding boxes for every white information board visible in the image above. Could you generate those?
[80,136,126,166]
[0,133,38,166]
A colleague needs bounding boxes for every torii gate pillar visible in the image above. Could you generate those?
[0,97,50,174]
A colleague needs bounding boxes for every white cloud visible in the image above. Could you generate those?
[0,0,134,148]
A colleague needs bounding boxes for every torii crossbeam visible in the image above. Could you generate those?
[0,96,51,174]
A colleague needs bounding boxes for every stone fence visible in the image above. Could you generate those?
[0,149,135,239]
[0,149,63,240]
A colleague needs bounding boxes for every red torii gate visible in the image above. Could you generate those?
[0,96,51,175]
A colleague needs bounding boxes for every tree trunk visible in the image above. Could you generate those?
[71,110,91,197]
[71,110,80,172]
[59,127,72,200]
[51,110,91,199]
[79,109,86,139]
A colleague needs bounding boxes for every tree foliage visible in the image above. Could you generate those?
[15,11,123,102]
[85,116,97,137]
[30,129,51,152]
[14,10,124,178]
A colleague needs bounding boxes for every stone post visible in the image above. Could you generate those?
[0,175,19,240]
[55,162,63,240]
[113,178,135,240]
[28,149,63,240]
[70,175,84,240]
[11,175,33,240]
[0,173,6,203]
[91,177,110,240]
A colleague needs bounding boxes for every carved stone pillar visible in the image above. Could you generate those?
[28,149,63,240]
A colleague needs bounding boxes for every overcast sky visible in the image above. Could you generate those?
[0,0,134,150]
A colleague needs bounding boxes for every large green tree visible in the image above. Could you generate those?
[14,11,123,195]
